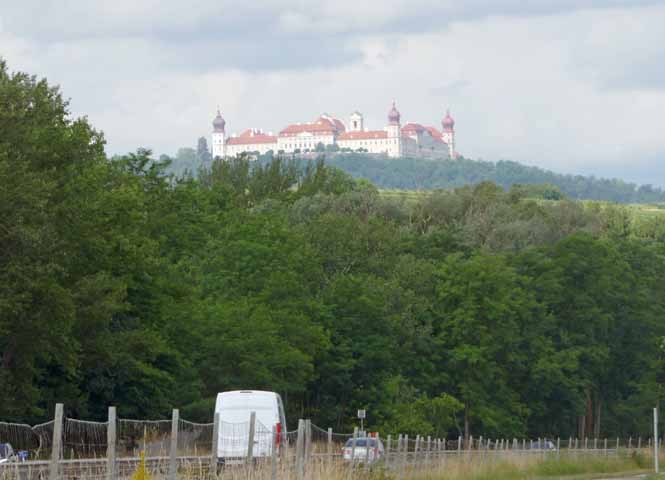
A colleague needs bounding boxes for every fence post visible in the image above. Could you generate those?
[364,431,371,468]
[398,434,404,473]
[296,419,305,480]
[210,412,220,477]
[457,436,462,456]
[247,411,256,465]
[616,437,619,456]
[49,403,64,480]
[106,406,117,480]
[327,427,333,463]
[638,437,642,450]
[426,436,431,465]
[403,434,409,471]
[304,419,312,464]
[386,435,392,468]
[604,438,607,455]
[375,433,381,467]
[271,426,278,480]
[168,409,179,480]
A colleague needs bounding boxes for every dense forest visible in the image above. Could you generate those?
[4,60,665,442]
[167,145,665,204]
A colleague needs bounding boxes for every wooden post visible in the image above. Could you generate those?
[403,434,409,470]
[398,434,405,473]
[168,409,179,480]
[327,427,333,463]
[425,435,432,465]
[638,437,642,450]
[296,419,305,480]
[386,435,392,468]
[604,438,608,455]
[616,437,619,456]
[246,411,257,466]
[304,419,312,464]
[49,403,64,480]
[375,433,381,467]
[594,438,598,450]
[271,426,278,480]
[106,406,117,480]
[457,436,462,456]
[629,437,632,451]
[210,412,220,477]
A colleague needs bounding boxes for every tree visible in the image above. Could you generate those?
[197,137,212,165]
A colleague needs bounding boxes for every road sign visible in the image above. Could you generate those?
[357,409,366,419]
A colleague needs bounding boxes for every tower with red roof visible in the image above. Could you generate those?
[441,109,456,158]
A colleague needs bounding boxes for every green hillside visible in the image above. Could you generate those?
[166,149,665,204]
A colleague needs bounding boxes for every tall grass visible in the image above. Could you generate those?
[401,451,649,480]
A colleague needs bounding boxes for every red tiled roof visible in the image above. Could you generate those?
[338,130,388,140]
[424,126,444,140]
[227,128,277,145]
[401,122,426,133]
[279,116,345,136]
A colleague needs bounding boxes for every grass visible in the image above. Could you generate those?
[402,451,650,480]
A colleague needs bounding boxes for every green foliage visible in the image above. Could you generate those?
[323,154,665,203]
[3,60,665,444]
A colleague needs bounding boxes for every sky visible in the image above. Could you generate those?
[2,1,665,185]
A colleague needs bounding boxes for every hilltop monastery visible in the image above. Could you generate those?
[211,102,457,160]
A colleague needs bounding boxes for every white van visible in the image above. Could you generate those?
[215,390,287,462]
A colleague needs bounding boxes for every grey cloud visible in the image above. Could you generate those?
[4,0,665,74]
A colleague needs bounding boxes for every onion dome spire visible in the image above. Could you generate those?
[442,108,455,131]
[388,100,401,125]
[212,107,226,132]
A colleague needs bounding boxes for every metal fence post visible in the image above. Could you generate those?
[49,403,64,480]
[169,409,179,480]
[211,412,220,477]
[247,411,256,465]
[106,406,117,480]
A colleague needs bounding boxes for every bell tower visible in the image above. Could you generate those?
[211,108,226,159]
[441,108,455,159]
[349,111,364,132]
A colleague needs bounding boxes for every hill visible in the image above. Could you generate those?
[166,149,665,204]
[323,154,665,203]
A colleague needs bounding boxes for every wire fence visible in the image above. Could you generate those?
[0,405,659,480]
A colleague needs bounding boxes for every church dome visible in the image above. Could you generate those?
[442,109,455,131]
[212,109,226,132]
[388,101,401,124]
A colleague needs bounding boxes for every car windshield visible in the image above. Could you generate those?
[345,438,377,447]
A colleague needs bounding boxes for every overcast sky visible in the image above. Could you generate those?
[2,1,665,185]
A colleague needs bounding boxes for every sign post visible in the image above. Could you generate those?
[357,409,366,435]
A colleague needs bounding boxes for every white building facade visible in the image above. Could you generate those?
[211,102,457,160]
